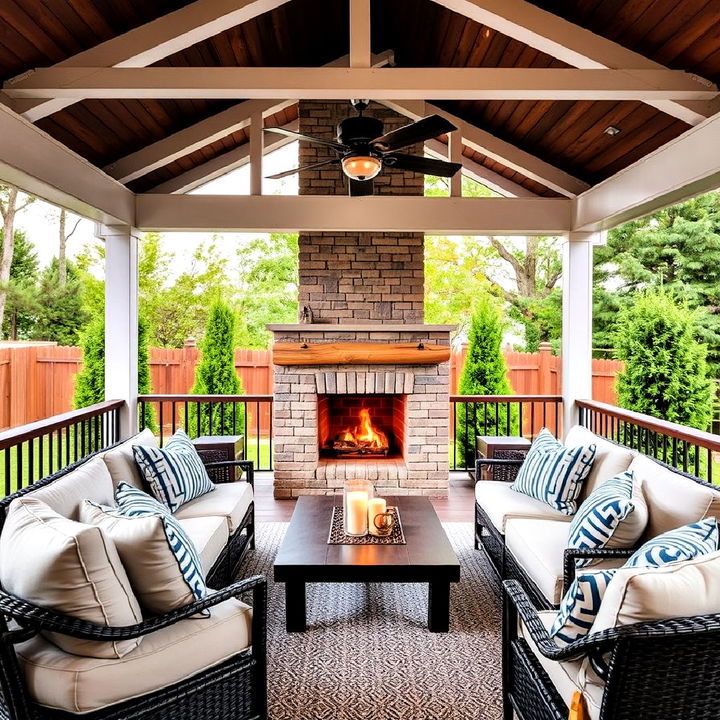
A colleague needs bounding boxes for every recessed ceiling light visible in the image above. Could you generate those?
[603,126,621,136]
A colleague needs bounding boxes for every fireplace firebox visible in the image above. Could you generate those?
[318,394,406,460]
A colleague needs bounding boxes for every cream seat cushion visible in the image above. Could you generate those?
[592,548,720,634]
[564,426,635,500]
[178,516,229,575]
[80,500,209,614]
[0,498,142,659]
[519,611,604,720]
[506,518,623,606]
[27,456,114,520]
[174,481,253,534]
[475,481,572,534]
[102,429,157,490]
[629,454,720,538]
[17,597,252,714]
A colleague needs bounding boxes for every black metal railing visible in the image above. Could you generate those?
[450,394,563,471]
[0,400,125,496]
[138,394,274,471]
[578,399,720,484]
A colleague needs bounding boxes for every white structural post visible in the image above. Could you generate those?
[561,231,595,435]
[100,224,139,438]
[250,110,263,196]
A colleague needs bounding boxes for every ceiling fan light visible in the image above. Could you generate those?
[341,155,382,181]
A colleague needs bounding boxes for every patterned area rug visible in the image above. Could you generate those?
[239,522,503,720]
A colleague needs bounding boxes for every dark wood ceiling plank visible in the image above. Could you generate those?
[437,14,469,67]
[0,0,69,62]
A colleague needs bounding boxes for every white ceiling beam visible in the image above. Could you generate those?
[573,112,720,231]
[104,51,393,184]
[349,0,372,68]
[383,99,588,197]
[0,103,134,225]
[429,0,719,126]
[6,67,716,102]
[147,121,298,194]
[424,139,536,197]
[135,194,571,234]
[8,0,292,122]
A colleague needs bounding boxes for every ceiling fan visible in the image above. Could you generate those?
[263,101,462,196]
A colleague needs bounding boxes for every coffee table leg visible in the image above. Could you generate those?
[428,582,450,632]
[285,581,307,632]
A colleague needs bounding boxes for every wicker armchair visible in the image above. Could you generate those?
[0,576,267,720]
[502,579,720,720]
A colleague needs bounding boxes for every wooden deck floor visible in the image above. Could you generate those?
[254,472,475,524]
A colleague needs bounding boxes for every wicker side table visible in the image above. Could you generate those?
[192,435,244,483]
[476,436,531,482]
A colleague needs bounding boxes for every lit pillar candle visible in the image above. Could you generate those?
[368,497,387,536]
[345,491,369,535]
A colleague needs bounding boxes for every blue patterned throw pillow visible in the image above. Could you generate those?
[511,428,597,515]
[114,483,209,612]
[567,471,647,567]
[551,569,616,646]
[625,517,719,569]
[133,429,213,512]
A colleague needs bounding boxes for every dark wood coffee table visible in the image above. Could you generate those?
[273,495,460,632]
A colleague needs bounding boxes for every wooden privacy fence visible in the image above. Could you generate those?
[0,340,622,431]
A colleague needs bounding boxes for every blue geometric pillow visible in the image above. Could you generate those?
[550,569,616,646]
[114,483,209,613]
[133,429,214,512]
[511,428,597,515]
[625,517,719,569]
[568,471,644,567]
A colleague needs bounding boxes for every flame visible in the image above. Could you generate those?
[336,407,388,450]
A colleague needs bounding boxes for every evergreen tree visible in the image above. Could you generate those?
[73,315,157,433]
[29,259,88,345]
[188,301,245,436]
[456,296,516,467]
[614,289,714,432]
[1,229,39,340]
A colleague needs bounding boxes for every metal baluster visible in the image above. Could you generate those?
[452,401,457,471]
[530,402,535,439]
[4,449,10,496]
[28,438,35,485]
[184,401,189,434]
[708,448,713,485]
[16,444,23,490]
[269,400,274,471]
[172,401,177,435]
[672,436,678,469]
[256,401,261,468]
[682,440,689,473]
[694,444,700,478]
[159,403,165,444]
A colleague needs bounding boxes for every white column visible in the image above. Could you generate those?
[349,0,371,68]
[561,231,595,436]
[100,224,139,438]
[250,111,263,196]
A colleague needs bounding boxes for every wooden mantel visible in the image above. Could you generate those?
[272,342,452,366]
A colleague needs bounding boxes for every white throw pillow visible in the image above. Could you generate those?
[80,499,201,615]
[567,471,648,567]
[0,497,142,659]
[591,548,720,634]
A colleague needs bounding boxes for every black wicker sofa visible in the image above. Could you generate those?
[0,432,267,720]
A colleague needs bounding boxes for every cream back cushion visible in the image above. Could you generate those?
[564,426,635,500]
[630,454,720,538]
[591,549,720,634]
[80,500,196,614]
[0,497,143,658]
[102,429,157,491]
[27,456,114,521]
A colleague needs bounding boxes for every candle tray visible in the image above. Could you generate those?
[327,506,406,545]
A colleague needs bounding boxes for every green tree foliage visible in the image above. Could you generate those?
[235,233,298,348]
[188,301,245,436]
[73,315,105,409]
[594,191,720,372]
[29,259,88,345]
[1,229,39,339]
[614,289,714,431]
[455,296,517,467]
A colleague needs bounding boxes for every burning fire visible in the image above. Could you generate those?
[335,408,389,453]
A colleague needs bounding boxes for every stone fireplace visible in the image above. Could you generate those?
[269,100,453,498]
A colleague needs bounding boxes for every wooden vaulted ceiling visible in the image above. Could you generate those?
[0,0,718,197]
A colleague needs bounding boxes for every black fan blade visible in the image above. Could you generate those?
[349,179,374,197]
[264,126,346,151]
[386,153,462,177]
[265,158,339,180]
[370,115,457,152]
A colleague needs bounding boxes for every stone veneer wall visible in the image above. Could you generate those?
[272,328,450,499]
[297,100,425,323]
